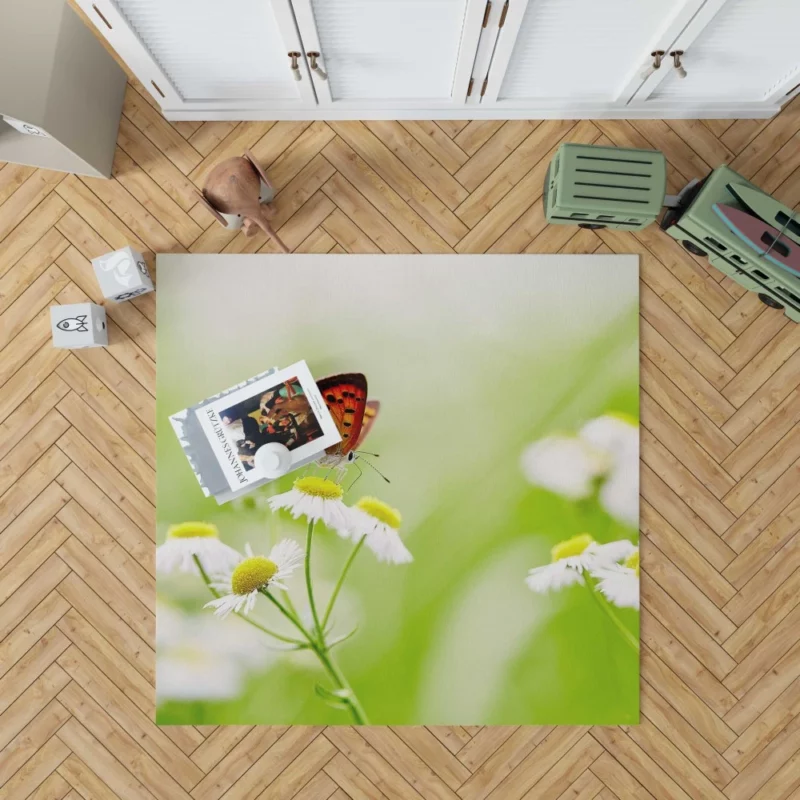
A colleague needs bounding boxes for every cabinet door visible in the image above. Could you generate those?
[633,0,800,107]
[75,0,316,112]
[480,0,706,109]
[290,0,486,108]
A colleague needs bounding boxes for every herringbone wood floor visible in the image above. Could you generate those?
[3,64,800,799]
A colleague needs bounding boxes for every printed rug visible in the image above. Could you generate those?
[155,254,639,725]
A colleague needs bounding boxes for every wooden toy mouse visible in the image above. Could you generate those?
[197,150,289,253]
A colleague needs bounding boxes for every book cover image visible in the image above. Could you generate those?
[194,361,340,491]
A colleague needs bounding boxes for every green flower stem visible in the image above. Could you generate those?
[583,570,639,655]
[321,535,366,631]
[305,520,324,644]
[259,588,310,635]
[313,644,369,724]
[260,587,370,725]
[192,555,303,646]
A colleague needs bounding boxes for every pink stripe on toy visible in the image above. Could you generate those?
[713,204,800,276]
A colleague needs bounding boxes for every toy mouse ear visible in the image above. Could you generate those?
[196,190,229,227]
[244,150,273,192]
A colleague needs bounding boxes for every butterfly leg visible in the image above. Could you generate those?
[345,461,363,494]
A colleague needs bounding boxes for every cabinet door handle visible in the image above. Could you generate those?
[288,52,302,81]
[307,52,328,81]
[640,50,664,81]
[670,50,687,79]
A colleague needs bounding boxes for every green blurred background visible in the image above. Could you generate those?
[156,254,639,726]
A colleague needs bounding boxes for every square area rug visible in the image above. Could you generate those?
[155,254,639,726]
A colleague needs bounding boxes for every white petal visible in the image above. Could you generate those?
[155,536,242,575]
[525,561,584,593]
[268,538,305,576]
[580,415,639,466]
[365,527,413,565]
[592,566,640,609]
[599,465,639,528]
[204,591,258,619]
[520,436,607,499]
[268,489,352,537]
[587,539,637,567]
[204,595,237,618]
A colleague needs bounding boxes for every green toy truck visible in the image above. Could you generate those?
[659,165,800,322]
[544,143,800,322]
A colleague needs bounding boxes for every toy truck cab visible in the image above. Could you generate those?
[660,164,800,322]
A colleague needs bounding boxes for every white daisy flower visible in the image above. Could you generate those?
[592,549,640,609]
[520,436,609,500]
[521,414,639,527]
[525,534,636,594]
[268,476,352,535]
[156,605,273,704]
[156,522,241,575]
[205,539,304,619]
[347,496,412,565]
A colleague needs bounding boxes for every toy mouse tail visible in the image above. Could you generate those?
[254,213,290,253]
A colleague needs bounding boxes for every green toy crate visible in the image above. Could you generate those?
[660,164,800,323]
[544,143,667,231]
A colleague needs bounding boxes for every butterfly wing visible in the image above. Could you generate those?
[316,373,368,456]
[355,400,380,449]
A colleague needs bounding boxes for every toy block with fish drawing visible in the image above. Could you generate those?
[50,302,108,349]
[92,245,154,302]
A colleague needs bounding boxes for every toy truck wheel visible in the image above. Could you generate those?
[682,240,708,257]
[578,223,606,230]
[758,293,784,310]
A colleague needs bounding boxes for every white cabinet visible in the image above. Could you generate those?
[77,0,317,111]
[290,0,486,108]
[632,0,800,109]
[478,0,707,108]
[76,0,800,120]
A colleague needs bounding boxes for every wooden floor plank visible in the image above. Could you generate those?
[1,68,799,799]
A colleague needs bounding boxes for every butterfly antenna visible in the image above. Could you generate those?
[355,450,380,457]
[359,457,390,483]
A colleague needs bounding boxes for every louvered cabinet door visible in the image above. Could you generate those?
[75,0,316,112]
[479,0,707,109]
[633,0,800,109]
[289,0,486,108]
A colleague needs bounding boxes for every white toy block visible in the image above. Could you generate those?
[92,246,154,302]
[51,303,107,349]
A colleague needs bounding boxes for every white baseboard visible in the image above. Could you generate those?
[163,103,779,122]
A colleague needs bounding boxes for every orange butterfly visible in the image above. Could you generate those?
[316,373,386,481]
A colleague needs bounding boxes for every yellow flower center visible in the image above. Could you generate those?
[167,522,218,540]
[356,496,401,529]
[624,549,640,576]
[294,476,343,500]
[231,556,278,595]
[551,533,594,562]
